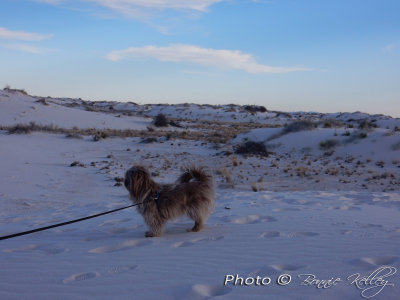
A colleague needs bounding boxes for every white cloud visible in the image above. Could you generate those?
[107,44,306,73]
[88,0,223,12]
[0,27,53,41]
[35,0,223,16]
[1,43,50,54]
[35,0,63,3]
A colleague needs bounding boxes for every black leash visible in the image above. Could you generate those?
[0,203,139,241]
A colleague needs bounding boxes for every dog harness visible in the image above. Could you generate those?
[154,191,161,215]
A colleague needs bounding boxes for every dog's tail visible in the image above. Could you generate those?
[178,167,212,185]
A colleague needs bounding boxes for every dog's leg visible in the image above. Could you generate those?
[187,220,203,232]
[145,219,165,237]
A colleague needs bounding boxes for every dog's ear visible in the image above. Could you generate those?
[124,168,135,191]
[133,168,151,188]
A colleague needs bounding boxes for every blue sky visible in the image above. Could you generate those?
[1,0,399,116]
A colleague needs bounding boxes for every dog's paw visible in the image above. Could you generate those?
[145,231,161,237]
[145,231,154,238]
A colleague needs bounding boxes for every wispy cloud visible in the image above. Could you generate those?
[89,0,223,12]
[1,43,51,54]
[107,44,307,73]
[384,44,399,53]
[0,27,53,41]
[35,0,223,17]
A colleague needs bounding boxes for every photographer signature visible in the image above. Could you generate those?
[347,266,396,298]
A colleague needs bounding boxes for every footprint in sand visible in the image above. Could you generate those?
[4,244,68,255]
[287,232,319,238]
[232,215,277,224]
[259,231,281,238]
[189,284,232,299]
[272,207,301,212]
[349,256,399,268]
[89,240,152,254]
[3,244,39,253]
[63,272,99,284]
[106,265,138,274]
[89,239,152,254]
[172,236,224,248]
[63,265,137,284]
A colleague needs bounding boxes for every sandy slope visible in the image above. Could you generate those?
[1,90,399,299]
[0,89,151,130]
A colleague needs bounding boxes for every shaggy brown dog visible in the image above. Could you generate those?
[124,166,215,237]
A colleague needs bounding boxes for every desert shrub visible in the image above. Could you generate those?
[7,122,39,134]
[243,105,267,113]
[358,120,378,129]
[35,98,49,106]
[141,137,158,144]
[296,166,309,177]
[8,124,32,134]
[154,113,168,127]
[319,139,339,150]
[390,141,400,151]
[344,131,368,143]
[169,120,182,128]
[325,166,339,176]
[93,131,108,141]
[359,132,368,139]
[65,134,83,139]
[282,120,315,134]
[235,141,269,157]
[251,183,259,192]
[323,119,344,128]
[70,161,84,167]
[4,85,28,95]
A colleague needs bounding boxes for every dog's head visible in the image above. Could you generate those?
[124,165,152,200]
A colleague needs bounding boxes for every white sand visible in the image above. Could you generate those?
[1,89,399,299]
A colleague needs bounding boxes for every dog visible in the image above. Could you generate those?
[124,165,215,237]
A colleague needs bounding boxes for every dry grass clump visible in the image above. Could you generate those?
[93,131,108,141]
[7,124,34,134]
[140,137,158,144]
[251,183,260,192]
[358,119,378,129]
[65,133,83,139]
[319,139,340,150]
[4,86,28,95]
[296,165,309,177]
[216,167,233,183]
[344,131,368,143]
[35,98,49,106]
[235,141,269,157]
[322,119,344,128]
[325,166,339,176]
[7,122,59,134]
